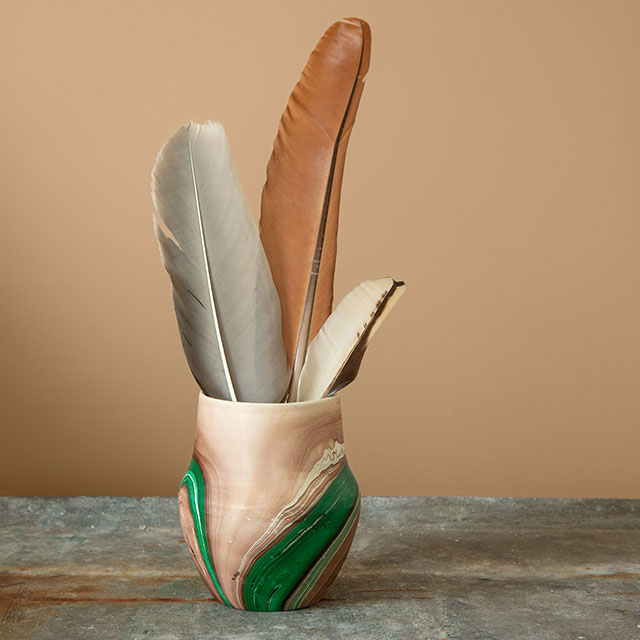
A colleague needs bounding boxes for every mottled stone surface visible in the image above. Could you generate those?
[1,497,639,639]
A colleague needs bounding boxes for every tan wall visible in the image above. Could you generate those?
[1,0,639,497]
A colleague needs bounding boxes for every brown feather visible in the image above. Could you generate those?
[259,18,372,386]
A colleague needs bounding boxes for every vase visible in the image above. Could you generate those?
[177,392,361,611]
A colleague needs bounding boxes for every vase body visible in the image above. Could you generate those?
[177,392,360,611]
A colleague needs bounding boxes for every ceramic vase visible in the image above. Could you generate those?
[177,392,360,611]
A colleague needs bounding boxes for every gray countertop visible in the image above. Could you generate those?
[1,496,639,639]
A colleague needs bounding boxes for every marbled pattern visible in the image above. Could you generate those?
[177,393,360,611]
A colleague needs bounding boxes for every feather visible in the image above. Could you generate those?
[152,122,290,402]
[296,278,406,401]
[259,18,372,401]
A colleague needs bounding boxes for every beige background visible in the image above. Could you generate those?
[1,0,639,497]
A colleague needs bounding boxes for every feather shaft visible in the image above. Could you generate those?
[187,133,237,401]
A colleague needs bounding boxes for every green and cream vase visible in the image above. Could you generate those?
[178,392,360,611]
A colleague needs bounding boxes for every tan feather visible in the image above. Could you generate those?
[259,17,371,400]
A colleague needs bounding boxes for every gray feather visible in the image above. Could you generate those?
[152,122,290,402]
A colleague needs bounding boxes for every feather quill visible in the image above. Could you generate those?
[152,122,290,402]
[296,279,406,401]
[259,18,372,401]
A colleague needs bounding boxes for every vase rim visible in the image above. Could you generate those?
[198,390,341,410]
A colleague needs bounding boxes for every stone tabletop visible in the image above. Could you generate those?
[1,496,639,639]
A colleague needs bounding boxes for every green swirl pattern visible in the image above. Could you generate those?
[180,458,359,611]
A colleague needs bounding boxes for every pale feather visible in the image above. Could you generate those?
[296,278,406,401]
